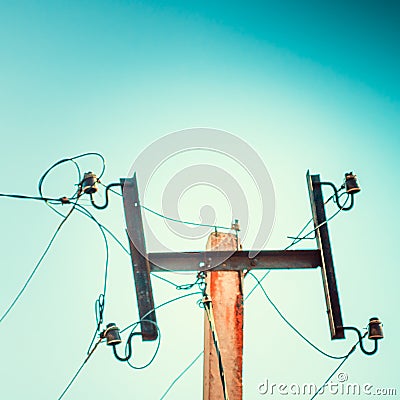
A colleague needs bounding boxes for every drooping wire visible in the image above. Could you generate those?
[247,272,348,360]
[158,271,265,398]
[74,204,184,291]
[121,291,202,334]
[0,200,79,326]
[97,181,229,288]
[125,319,162,370]
[76,202,200,291]
[58,292,202,400]
[246,192,350,305]
[159,259,339,398]
[156,188,352,398]
[141,205,232,231]
[102,179,232,231]
[75,204,129,255]
[71,204,110,355]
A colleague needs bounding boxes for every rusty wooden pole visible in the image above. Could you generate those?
[203,232,243,400]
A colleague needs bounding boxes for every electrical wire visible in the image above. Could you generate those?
[203,295,230,400]
[309,336,362,400]
[159,351,203,400]
[284,218,314,250]
[99,181,122,197]
[125,319,162,370]
[75,204,183,291]
[0,200,78,326]
[246,192,350,308]
[284,191,346,250]
[309,356,351,400]
[104,178,233,231]
[57,332,103,400]
[74,204,130,255]
[58,294,201,400]
[289,194,349,243]
[89,182,122,210]
[37,152,105,218]
[76,203,201,291]
[244,270,271,300]
[120,291,202,334]
[0,193,71,203]
[151,273,182,288]
[155,191,351,398]
[157,270,269,398]
[71,204,110,355]
[141,205,232,231]
[57,359,87,400]
[159,266,351,400]
[248,272,348,360]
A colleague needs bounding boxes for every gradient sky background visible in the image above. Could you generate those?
[0,1,399,399]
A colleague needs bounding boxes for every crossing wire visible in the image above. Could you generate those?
[0,201,78,325]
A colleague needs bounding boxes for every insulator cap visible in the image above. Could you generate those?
[82,172,98,194]
[345,172,361,194]
[103,323,122,346]
[368,317,384,340]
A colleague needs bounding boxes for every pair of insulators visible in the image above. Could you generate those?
[345,172,361,194]
[103,323,122,346]
[368,317,384,340]
[81,172,98,194]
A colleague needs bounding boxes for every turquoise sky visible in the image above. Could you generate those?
[0,1,399,399]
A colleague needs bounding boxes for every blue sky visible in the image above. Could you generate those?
[0,1,399,399]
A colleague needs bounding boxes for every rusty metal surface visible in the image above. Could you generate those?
[307,171,344,340]
[203,232,243,400]
[121,174,158,341]
[149,249,321,272]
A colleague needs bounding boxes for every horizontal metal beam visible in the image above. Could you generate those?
[149,249,321,272]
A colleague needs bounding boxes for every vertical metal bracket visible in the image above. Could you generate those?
[121,173,158,341]
[307,171,345,340]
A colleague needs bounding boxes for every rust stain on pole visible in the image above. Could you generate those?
[203,232,243,400]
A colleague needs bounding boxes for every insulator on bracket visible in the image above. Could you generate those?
[81,172,98,194]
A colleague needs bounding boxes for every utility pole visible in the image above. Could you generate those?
[203,232,243,400]
[120,171,352,399]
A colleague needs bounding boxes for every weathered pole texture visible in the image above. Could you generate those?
[203,232,243,400]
